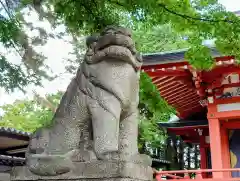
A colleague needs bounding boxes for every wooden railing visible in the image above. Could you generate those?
[155,168,240,180]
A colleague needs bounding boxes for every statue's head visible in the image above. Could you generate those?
[101,25,132,37]
[84,26,142,70]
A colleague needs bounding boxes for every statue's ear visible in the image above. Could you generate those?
[86,34,99,47]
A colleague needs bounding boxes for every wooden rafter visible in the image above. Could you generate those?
[169,95,199,106]
[164,89,195,101]
[161,85,189,97]
[178,104,201,114]
[177,99,200,109]
[158,81,178,91]
[156,76,177,86]
[152,76,167,83]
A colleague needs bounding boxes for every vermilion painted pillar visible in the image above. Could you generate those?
[220,123,231,177]
[199,136,207,178]
[208,118,231,178]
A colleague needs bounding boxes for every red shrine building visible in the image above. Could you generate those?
[142,48,240,180]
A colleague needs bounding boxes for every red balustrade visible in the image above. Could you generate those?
[155,168,240,181]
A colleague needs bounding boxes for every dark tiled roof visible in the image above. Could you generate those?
[233,10,240,16]
[0,127,31,138]
[142,48,221,65]
[158,119,208,128]
[0,155,25,166]
[142,48,188,64]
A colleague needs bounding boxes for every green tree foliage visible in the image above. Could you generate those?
[133,23,189,53]
[46,0,240,71]
[0,91,62,132]
[0,99,52,132]
[138,72,176,149]
[2,0,240,151]
[0,74,175,149]
[0,8,185,147]
[0,0,57,91]
[1,0,240,91]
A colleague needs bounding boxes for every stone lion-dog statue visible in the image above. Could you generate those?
[26,26,151,176]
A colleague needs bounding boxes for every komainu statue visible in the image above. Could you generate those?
[26,26,151,176]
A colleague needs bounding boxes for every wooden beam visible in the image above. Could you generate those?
[142,62,189,70]
[145,69,190,77]
[210,110,240,119]
[215,55,234,62]
[215,97,240,104]
[222,120,240,129]
[202,65,240,81]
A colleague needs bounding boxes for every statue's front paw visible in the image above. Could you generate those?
[27,151,77,176]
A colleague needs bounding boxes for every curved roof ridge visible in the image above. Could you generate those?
[142,47,224,65]
[142,48,190,56]
[0,127,32,137]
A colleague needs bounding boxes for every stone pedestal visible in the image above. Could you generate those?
[11,161,153,181]
[0,173,10,181]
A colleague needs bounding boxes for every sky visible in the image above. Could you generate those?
[1,0,240,106]
[0,9,75,106]
[220,0,240,11]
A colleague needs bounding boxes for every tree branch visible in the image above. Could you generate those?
[0,0,13,19]
[158,3,236,24]
[110,0,237,24]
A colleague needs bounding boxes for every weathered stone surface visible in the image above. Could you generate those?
[11,161,152,181]
[24,25,151,177]
[0,173,10,181]
[13,178,147,181]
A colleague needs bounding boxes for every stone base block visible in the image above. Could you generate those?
[11,161,153,181]
[0,173,10,181]
[12,179,148,181]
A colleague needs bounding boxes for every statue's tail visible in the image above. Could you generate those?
[26,150,77,176]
